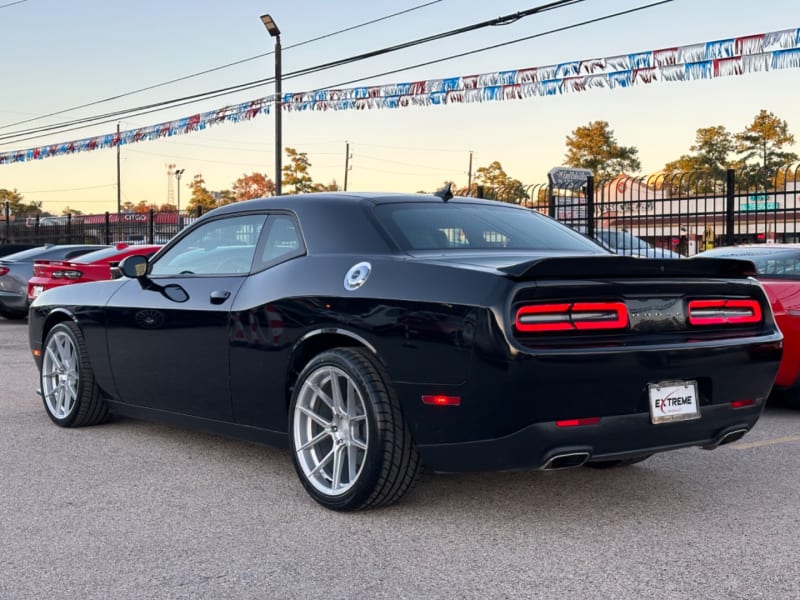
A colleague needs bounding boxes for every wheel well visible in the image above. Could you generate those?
[41,310,75,345]
[286,332,376,408]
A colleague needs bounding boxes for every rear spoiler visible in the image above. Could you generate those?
[498,256,757,279]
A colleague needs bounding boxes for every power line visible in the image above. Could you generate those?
[0,0,587,144]
[0,0,28,8]
[0,0,445,132]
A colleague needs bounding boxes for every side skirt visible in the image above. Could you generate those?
[105,400,290,448]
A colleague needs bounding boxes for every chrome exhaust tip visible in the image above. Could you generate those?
[542,451,591,470]
[718,428,748,445]
[703,427,749,449]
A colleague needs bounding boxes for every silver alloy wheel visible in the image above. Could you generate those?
[41,330,80,420]
[293,365,369,496]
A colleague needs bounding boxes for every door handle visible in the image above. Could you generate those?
[210,290,231,305]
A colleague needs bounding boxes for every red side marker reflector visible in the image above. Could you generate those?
[556,417,601,428]
[422,395,461,406]
[731,399,756,409]
[32,349,41,357]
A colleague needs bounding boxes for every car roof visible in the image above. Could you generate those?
[698,244,800,257]
[206,191,523,216]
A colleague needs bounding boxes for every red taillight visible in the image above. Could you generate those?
[688,299,762,326]
[421,395,461,406]
[556,417,601,427]
[731,399,756,409]
[0,266,8,276]
[515,302,629,332]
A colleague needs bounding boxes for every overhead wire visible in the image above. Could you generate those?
[0,0,588,144]
[0,0,445,131]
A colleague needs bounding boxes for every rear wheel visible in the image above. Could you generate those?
[584,454,653,469]
[40,321,108,427]
[289,348,421,511]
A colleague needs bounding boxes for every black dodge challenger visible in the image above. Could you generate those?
[28,191,782,510]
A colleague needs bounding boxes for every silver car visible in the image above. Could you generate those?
[0,244,106,319]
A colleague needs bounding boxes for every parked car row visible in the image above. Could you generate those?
[23,191,792,511]
[0,243,161,319]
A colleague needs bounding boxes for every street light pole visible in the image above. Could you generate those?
[260,14,282,196]
[174,168,185,212]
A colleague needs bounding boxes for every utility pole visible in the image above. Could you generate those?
[343,141,351,191]
[116,123,121,212]
[467,150,474,196]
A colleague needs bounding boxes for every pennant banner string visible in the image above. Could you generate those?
[1,27,798,165]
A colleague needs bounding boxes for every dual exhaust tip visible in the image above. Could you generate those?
[543,427,749,470]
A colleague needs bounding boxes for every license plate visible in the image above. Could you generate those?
[648,380,700,424]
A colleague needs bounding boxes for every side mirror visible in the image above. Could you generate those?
[119,254,149,279]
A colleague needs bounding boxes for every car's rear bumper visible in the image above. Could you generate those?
[415,402,763,472]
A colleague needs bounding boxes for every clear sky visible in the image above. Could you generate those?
[1,0,798,215]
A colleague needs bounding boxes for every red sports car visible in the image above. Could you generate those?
[695,244,800,390]
[27,243,162,301]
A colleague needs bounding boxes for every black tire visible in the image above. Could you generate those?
[584,454,653,469]
[289,348,421,511]
[40,321,108,427]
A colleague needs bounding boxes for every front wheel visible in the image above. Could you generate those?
[40,321,108,427]
[289,348,421,511]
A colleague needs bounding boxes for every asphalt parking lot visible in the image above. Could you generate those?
[1,317,799,599]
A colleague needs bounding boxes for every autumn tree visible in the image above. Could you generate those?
[61,206,84,216]
[564,121,641,180]
[233,172,275,200]
[0,188,44,218]
[215,190,237,206]
[282,148,315,194]
[187,173,217,212]
[472,161,527,203]
[312,180,340,192]
[735,109,798,171]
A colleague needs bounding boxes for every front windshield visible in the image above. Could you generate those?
[374,202,604,253]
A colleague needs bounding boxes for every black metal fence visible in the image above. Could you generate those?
[3,165,800,255]
[0,206,206,247]
[475,165,800,256]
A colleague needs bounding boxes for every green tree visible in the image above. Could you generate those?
[233,172,275,200]
[282,148,315,194]
[663,126,737,193]
[473,162,527,203]
[215,189,237,206]
[735,109,798,171]
[187,174,217,212]
[564,121,641,180]
[0,188,44,218]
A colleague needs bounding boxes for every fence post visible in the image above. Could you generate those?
[195,206,203,219]
[476,185,484,199]
[104,212,111,245]
[3,201,9,242]
[546,176,555,219]
[585,175,595,238]
[148,209,155,244]
[725,169,735,246]
[66,213,72,243]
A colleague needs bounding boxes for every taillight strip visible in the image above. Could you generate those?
[516,301,629,332]
[688,299,762,326]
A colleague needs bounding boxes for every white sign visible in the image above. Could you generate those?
[548,167,593,188]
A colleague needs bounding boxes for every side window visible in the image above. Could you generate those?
[254,215,304,269]
[150,214,267,276]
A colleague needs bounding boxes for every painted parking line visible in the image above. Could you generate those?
[732,434,800,450]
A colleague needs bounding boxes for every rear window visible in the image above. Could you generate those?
[374,202,602,252]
